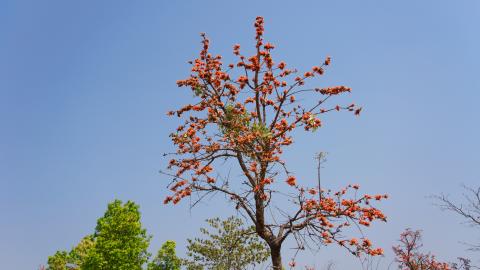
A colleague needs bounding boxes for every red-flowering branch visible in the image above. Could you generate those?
[393,229,451,270]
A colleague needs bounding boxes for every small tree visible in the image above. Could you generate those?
[183,216,269,270]
[47,200,151,270]
[165,16,387,269]
[148,241,181,270]
[393,229,450,270]
[82,200,151,270]
[450,258,475,270]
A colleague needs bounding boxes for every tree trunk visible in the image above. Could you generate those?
[270,244,282,270]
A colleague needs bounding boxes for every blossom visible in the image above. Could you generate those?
[317,86,351,95]
[286,175,297,186]
[324,56,331,65]
[264,42,275,50]
[233,44,241,55]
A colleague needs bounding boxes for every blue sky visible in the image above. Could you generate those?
[1,1,479,269]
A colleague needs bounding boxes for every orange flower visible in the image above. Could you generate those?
[286,175,297,186]
[355,107,362,116]
[318,86,351,95]
[369,248,383,256]
[263,42,275,50]
[349,238,358,245]
[233,44,240,55]
[207,177,215,183]
[163,196,173,204]
[261,178,273,185]
[304,71,314,77]
[362,238,372,247]
[324,56,331,65]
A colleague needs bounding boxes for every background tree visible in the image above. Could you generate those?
[148,240,181,270]
[434,185,480,251]
[47,236,94,270]
[47,200,151,270]
[164,16,387,269]
[393,229,450,270]
[183,216,269,270]
[82,200,151,270]
[450,257,477,270]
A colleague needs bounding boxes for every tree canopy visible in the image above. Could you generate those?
[184,216,269,270]
[47,200,151,270]
[165,15,387,269]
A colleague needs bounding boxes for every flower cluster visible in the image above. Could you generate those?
[292,184,387,256]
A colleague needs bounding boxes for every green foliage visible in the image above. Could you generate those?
[307,114,319,132]
[220,104,251,134]
[47,200,151,270]
[251,122,272,138]
[69,235,95,268]
[183,216,269,270]
[47,236,95,270]
[82,200,151,270]
[47,251,69,270]
[194,86,204,96]
[148,241,181,270]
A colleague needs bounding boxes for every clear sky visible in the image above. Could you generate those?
[1,1,479,269]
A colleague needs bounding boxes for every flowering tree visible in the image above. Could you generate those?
[164,16,387,269]
[393,229,451,270]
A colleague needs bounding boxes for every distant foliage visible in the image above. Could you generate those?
[148,240,181,270]
[183,216,269,270]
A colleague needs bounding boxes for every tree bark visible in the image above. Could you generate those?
[270,244,282,270]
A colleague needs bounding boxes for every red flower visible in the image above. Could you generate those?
[324,56,331,66]
[286,175,296,186]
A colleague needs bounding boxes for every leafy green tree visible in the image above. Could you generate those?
[82,200,151,270]
[184,216,269,270]
[148,240,181,270]
[47,200,151,270]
